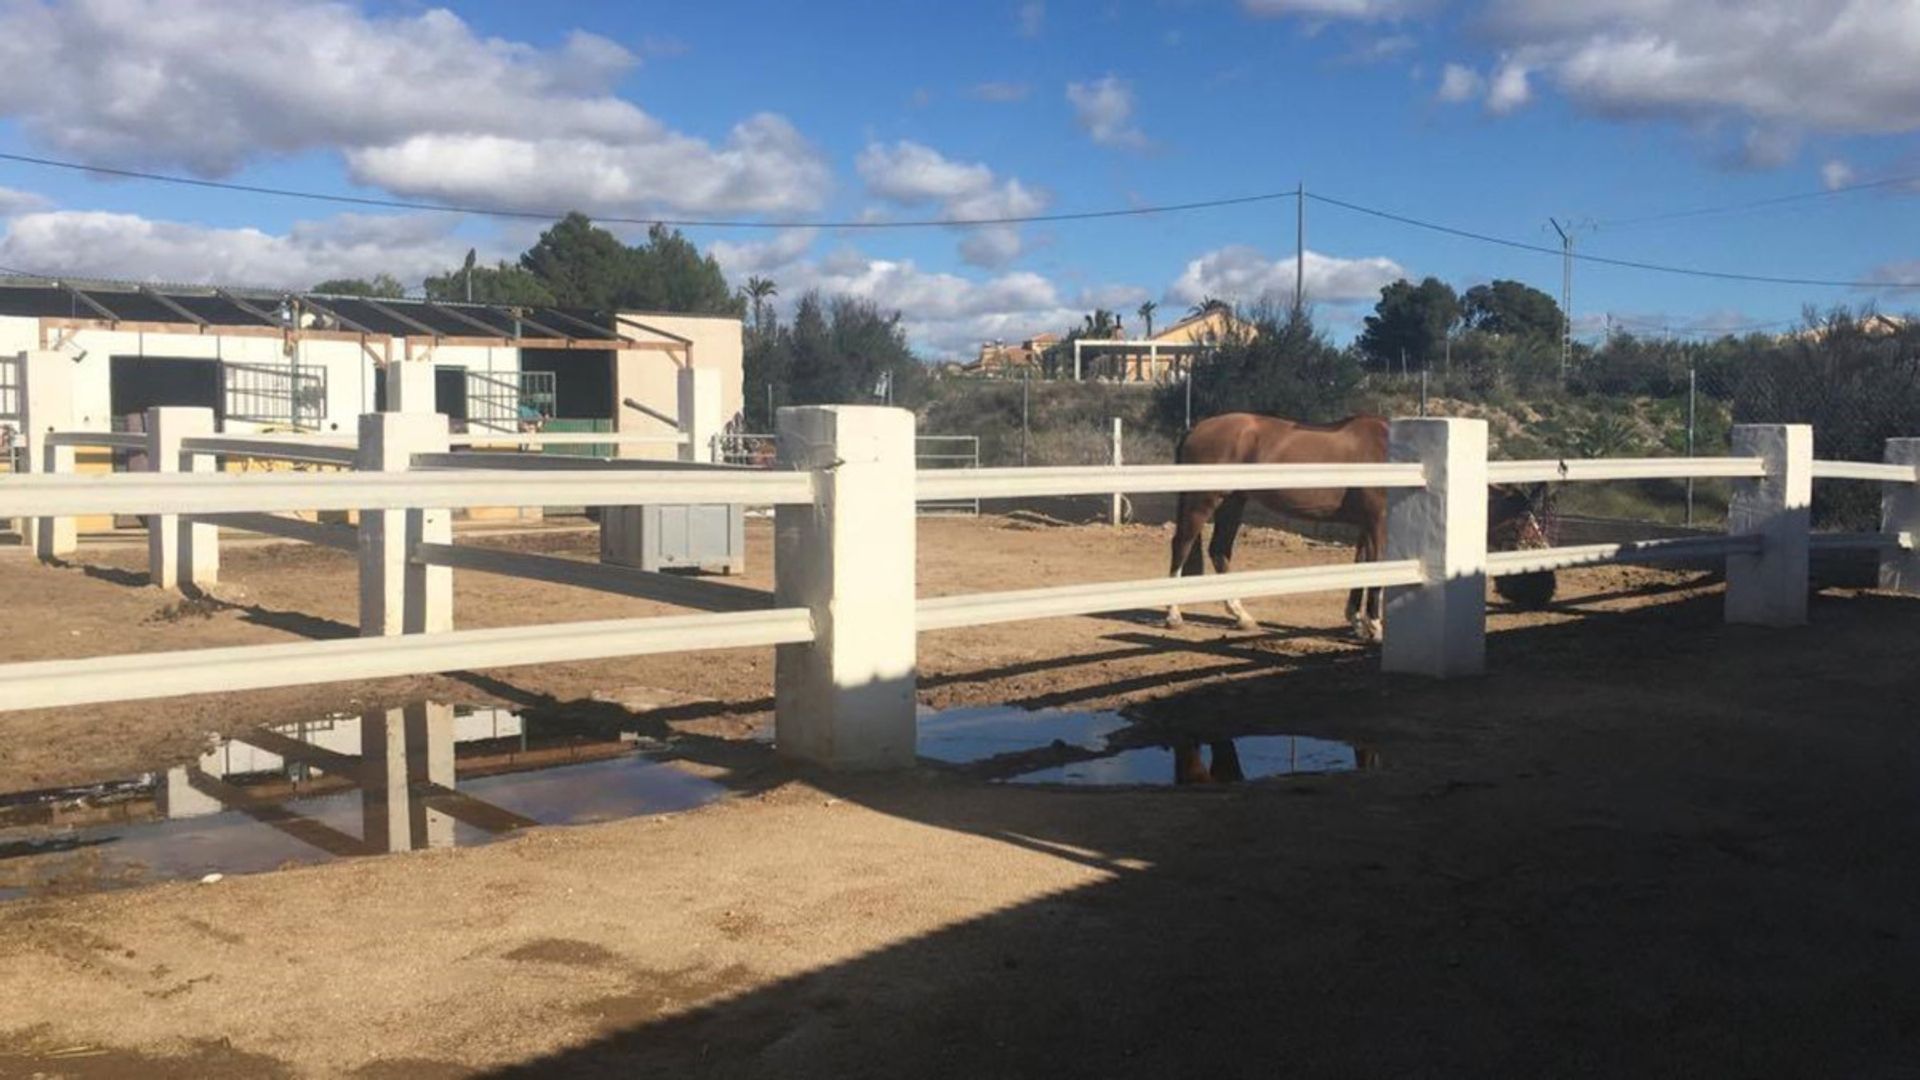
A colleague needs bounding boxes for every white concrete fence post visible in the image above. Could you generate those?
[1880,437,1920,594]
[145,406,219,591]
[19,350,78,560]
[384,361,436,414]
[1725,423,1813,627]
[677,366,722,463]
[1382,417,1489,678]
[357,412,452,636]
[774,405,918,769]
[1111,416,1124,526]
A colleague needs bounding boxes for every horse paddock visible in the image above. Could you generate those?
[2,514,1918,1077]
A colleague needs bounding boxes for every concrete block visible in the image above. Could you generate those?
[357,412,452,636]
[1881,438,1920,594]
[774,406,918,769]
[1382,417,1489,678]
[19,351,78,559]
[1726,424,1812,627]
[145,407,219,590]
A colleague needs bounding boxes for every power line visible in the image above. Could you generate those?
[7,148,1917,288]
[1595,171,1920,229]
[0,150,1292,230]
[1305,191,1920,289]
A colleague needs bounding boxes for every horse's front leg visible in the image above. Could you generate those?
[1209,495,1257,631]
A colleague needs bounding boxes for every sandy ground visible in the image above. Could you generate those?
[1,517,1918,1077]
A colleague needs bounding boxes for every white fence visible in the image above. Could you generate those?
[3,357,1918,770]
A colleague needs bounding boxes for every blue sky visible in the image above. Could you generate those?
[1,0,1916,357]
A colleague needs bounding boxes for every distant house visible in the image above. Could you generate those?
[1151,305,1250,346]
[1071,305,1254,383]
[965,331,1059,377]
[1783,312,1912,343]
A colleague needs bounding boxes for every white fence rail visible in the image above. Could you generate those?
[0,610,814,713]
[0,468,813,517]
[1486,457,1767,484]
[916,462,1427,502]
[3,376,1918,772]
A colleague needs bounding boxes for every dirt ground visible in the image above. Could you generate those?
[2,516,1918,1077]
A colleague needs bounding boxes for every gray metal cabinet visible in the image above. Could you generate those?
[599,504,745,575]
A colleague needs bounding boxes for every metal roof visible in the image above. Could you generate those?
[0,274,654,348]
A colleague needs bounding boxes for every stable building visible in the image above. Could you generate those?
[0,275,743,458]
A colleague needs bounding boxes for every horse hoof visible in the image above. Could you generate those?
[1164,615,1185,630]
[1235,617,1260,633]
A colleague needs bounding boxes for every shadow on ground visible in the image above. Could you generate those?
[486,588,1920,1078]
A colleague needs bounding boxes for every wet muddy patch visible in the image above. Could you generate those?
[0,703,728,902]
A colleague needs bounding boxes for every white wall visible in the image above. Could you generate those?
[6,319,527,434]
[614,312,744,459]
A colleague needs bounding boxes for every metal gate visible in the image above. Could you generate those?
[916,435,981,516]
[715,431,980,516]
[223,361,327,429]
[0,354,18,474]
[466,370,556,433]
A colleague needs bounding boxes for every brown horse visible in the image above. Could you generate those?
[1165,412,1547,639]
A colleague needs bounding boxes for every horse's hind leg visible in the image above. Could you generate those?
[1165,493,1219,629]
[1208,494,1257,631]
[1351,513,1387,642]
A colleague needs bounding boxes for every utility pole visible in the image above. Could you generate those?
[1294,182,1306,314]
[1549,217,1574,382]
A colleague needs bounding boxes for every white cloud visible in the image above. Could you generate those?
[1240,0,1429,18]
[0,186,52,219]
[1484,59,1532,114]
[774,249,1088,356]
[1436,63,1485,103]
[1730,127,1799,170]
[754,247,1160,357]
[709,229,820,279]
[0,0,830,215]
[1866,260,1920,293]
[1017,1,1045,37]
[1349,33,1417,63]
[347,115,832,216]
[856,141,1048,267]
[969,81,1033,103]
[1079,283,1154,313]
[1067,76,1150,150]
[1168,245,1406,306]
[1468,0,1920,136]
[0,209,475,290]
[1822,159,1858,190]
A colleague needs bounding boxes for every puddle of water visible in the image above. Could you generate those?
[915,704,1371,788]
[0,703,726,902]
[915,704,1131,764]
[1003,735,1367,787]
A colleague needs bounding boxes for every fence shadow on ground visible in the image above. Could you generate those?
[481,587,1920,1079]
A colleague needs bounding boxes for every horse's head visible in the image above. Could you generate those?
[1487,482,1554,551]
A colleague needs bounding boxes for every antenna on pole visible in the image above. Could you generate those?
[1547,217,1589,382]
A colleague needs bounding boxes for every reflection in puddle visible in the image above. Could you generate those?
[1004,736,1368,787]
[916,705,1131,764]
[916,704,1371,788]
[0,703,725,901]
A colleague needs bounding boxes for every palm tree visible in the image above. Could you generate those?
[1137,299,1158,338]
[1187,296,1228,319]
[1082,308,1121,339]
[743,276,778,337]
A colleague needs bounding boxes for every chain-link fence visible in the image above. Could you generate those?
[1364,339,1920,536]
